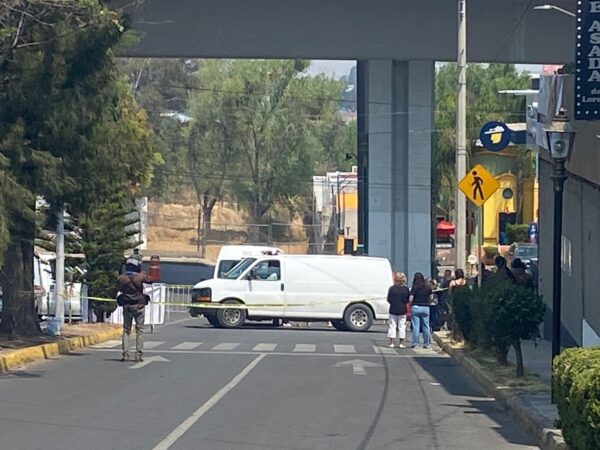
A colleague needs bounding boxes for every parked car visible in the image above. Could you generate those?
[190,254,393,332]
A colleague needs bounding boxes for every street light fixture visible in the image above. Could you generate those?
[544,107,576,402]
[533,4,576,17]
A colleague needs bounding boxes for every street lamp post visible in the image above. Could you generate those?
[544,108,576,402]
[533,4,576,18]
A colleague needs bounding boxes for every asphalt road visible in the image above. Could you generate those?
[0,313,538,450]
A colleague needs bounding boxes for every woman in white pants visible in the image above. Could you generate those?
[387,272,410,348]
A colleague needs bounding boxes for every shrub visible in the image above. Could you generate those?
[484,283,545,375]
[553,347,600,450]
[506,223,530,243]
[483,246,499,260]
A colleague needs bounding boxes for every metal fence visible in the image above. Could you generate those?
[200,222,337,255]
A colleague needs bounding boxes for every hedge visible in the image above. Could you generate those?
[553,347,600,450]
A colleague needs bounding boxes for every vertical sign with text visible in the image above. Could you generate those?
[576,0,600,120]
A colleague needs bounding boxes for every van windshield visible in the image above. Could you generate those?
[224,258,257,279]
[217,260,240,278]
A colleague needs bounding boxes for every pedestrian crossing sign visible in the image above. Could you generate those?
[458,164,499,207]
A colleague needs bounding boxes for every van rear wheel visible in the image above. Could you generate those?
[343,304,373,332]
[331,320,349,331]
[216,300,247,328]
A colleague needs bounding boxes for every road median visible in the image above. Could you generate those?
[433,331,568,450]
[0,323,122,373]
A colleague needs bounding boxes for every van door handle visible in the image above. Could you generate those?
[280,283,284,291]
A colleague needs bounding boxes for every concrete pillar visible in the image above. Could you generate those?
[357,60,434,277]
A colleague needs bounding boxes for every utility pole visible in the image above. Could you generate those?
[456,0,468,271]
[55,206,65,328]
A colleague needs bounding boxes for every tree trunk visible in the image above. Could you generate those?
[513,339,524,377]
[495,341,509,366]
[196,206,202,255]
[0,238,41,336]
[200,203,213,259]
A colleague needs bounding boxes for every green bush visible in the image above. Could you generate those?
[506,223,530,243]
[448,282,545,377]
[553,347,600,450]
[484,283,545,374]
[483,246,499,260]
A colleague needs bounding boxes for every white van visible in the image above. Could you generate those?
[213,245,283,279]
[191,254,393,332]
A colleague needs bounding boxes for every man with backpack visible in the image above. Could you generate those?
[117,257,152,362]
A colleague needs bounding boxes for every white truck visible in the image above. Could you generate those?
[191,254,393,332]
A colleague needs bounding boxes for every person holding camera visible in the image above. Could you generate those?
[117,257,152,362]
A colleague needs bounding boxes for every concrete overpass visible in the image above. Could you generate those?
[119,0,574,275]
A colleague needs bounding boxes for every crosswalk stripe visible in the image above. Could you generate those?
[172,342,203,350]
[293,344,316,352]
[253,343,277,352]
[91,340,121,349]
[144,341,165,349]
[212,343,240,351]
[373,345,397,355]
[334,345,356,353]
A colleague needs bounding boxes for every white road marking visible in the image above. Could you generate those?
[293,344,316,352]
[334,345,356,353]
[144,341,165,349]
[152,353,266,450]
[212,343,240,351]
[129,356,169,369]
[253,343,277,352]
[373,346,397,355]
[334,359,383,375]
[94,348,438,358]
[90,340,121,349]
[172,342,202,350]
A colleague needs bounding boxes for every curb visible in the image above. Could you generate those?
[0,326,122,373]
[433,332,568,450]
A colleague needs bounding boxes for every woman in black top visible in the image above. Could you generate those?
[409,272,433,349]
[387,272,410,348]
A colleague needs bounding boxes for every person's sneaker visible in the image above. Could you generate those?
[136,354,144,362]
[411,345,418,349]
[398,343,406,348]
[423,346,430,350]
[120,354,129,362]
[388,343,395,348]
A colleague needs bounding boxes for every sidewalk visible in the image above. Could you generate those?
[433,332,567,450]
[0,323,122,373]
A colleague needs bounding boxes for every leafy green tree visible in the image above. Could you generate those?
[0,1,158,335]
[80,195,141,321]
[433,64,531,214]
[118,58,196,199]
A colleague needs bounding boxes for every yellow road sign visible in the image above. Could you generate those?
[458,164,500,207]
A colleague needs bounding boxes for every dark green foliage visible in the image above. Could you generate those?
[553,347,600,450]
[449,282,545,377]
[0,2,158,334]
[506,223,530,243]
[81,196,139,321]
[483,246,500,260]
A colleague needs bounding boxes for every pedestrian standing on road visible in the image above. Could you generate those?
[117,257,152,362]
[448,269,467,294]
[387,272,410,348]
[409,272,433,349]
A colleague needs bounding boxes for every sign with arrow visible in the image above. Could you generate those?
[334,359,382,375]
[129,355,169,369]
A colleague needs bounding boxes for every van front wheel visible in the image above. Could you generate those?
[216,300,247,328]
[343,304,373,332]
